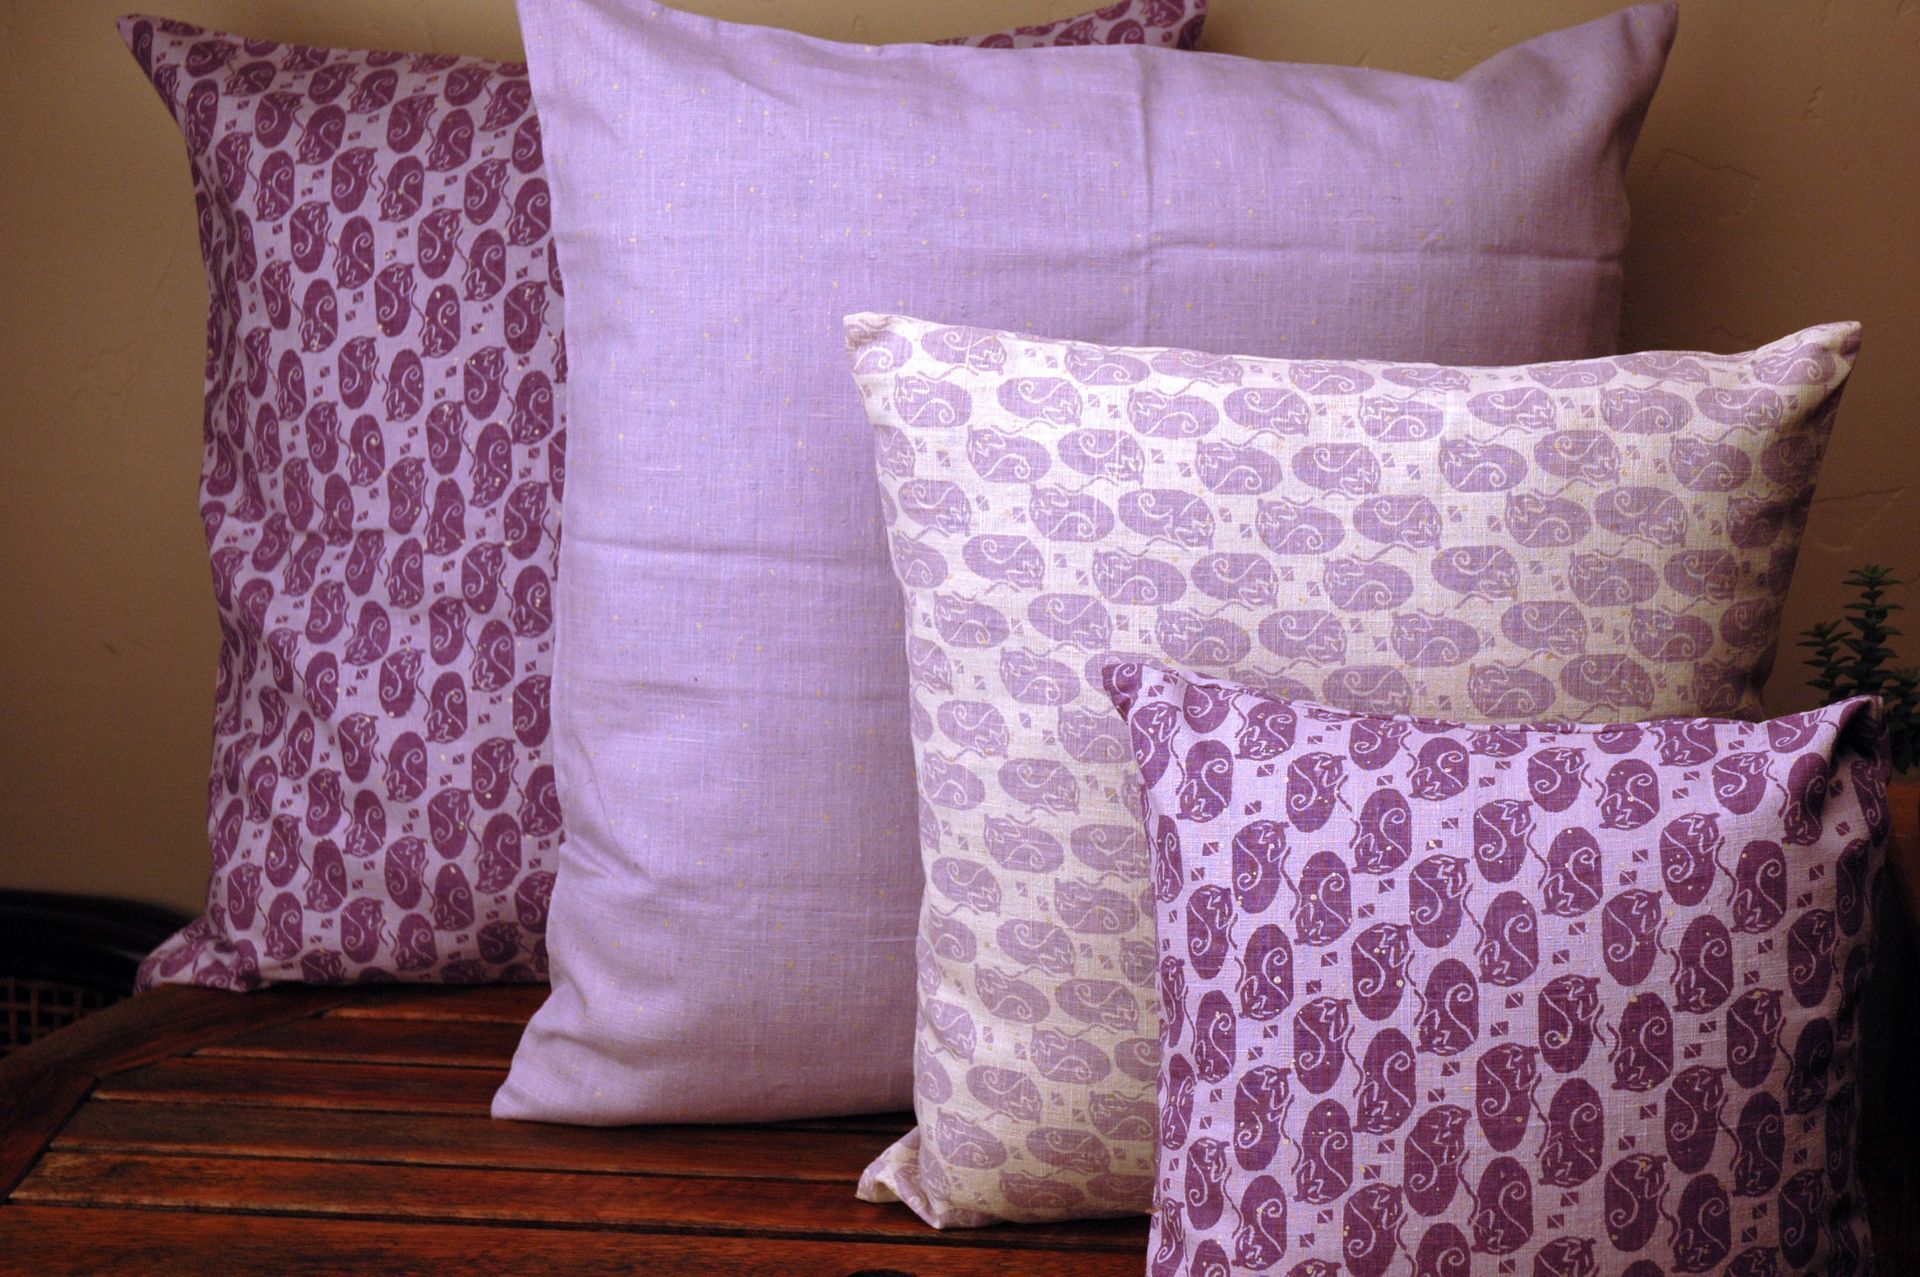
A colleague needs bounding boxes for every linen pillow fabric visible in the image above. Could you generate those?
[1107,665,1888,1277]
[848,315,1857,1224]
[119,4,1181,991]
[498,0,1678,1129]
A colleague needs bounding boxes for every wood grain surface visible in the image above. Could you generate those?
[1,781,1914,1273]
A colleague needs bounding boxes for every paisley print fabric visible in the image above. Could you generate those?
[118,5,1154,992]
[501,0,1676,1130]
[1108,665,1887,1277]
[122,17,566,989]
[933,0,1208,49]
[848,314,1857,1225]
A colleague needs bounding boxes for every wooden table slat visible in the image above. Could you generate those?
[57,1100,898,1183]
[14,1151,1144,1252]
[323,984,550,1024]
[1,784,1909,1272]
[0,984,356,1196]
[198,1014,525,1069]
[0,1067,93,1200]
[97,1057,506,1116]
[0,1205,1146,1277]
[96,1057,921,1136]
[0,985,356,1083]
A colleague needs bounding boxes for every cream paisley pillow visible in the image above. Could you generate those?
[847,312,1858,1225]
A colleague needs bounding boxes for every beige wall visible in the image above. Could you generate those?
[2,0,1915,912]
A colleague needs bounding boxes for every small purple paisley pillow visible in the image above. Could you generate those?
[1106,662,1888,1277]
[122,0,1204,991]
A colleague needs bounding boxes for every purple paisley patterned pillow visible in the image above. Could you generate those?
[1108,663,1889,1277]
[119,3,1196,991]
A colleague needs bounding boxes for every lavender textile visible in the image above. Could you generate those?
[498,1,1677,1124]
[1107,664,1888,1274]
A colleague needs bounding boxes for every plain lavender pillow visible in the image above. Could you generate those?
[496,1,1678,1125]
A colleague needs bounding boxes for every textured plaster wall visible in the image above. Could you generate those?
[1,0,1915,912]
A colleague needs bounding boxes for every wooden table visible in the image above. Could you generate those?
[0,983,1146,1274]
[2,785,1915,1273]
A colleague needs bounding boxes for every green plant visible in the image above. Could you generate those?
[1800,564,1919,772]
